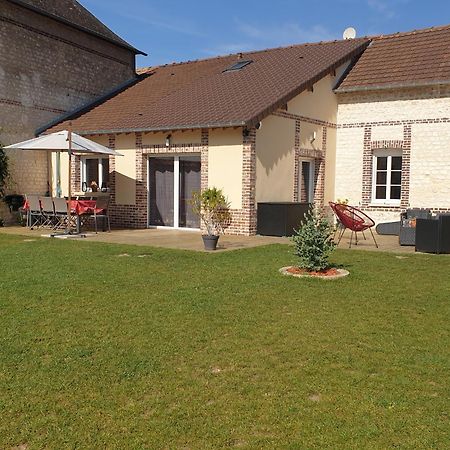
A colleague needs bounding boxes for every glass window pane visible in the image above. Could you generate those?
[179,156,201,228]
[102,158,110,188]
[391,171,402,185]
[85,159,99,185]
[390,186,401,200]
[391,156,402,170]
[301,161,314,203]
[376,186,386,199]
[149,158,174,227]
[377,157,387,170]
[376,171,387,184]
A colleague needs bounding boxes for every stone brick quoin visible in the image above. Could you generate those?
[361,126,373,207]
[241,127,257,235]
[292,120,301,202]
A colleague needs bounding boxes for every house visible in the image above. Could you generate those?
[334,25,450,224]
[0,0,143,194]
[45,24,449,235]
[45,37,370,234]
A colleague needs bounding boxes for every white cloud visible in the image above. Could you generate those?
[367,0,395,18]
[202,42,257,56]
[236,20,337,45]
[112,9,205,38]
[200,20,338,58]
[366,0,411,19]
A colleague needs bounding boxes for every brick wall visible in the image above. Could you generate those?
[0,0,136,194]
[335,86,450,223]
[88,129,259,235]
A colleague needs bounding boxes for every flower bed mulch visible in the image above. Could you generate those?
[279,266,349,280]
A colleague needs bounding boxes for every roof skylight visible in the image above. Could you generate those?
[223,60,253,73]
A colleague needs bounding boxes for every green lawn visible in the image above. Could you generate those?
[0,234,449,449]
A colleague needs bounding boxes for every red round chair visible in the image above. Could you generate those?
[329,202,378,248]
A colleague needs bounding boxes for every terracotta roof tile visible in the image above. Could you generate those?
[337,24,450,91]
[47,38,369,134]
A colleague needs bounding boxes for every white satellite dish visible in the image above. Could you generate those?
[343,27,357,39]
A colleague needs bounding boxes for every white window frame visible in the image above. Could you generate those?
[81,157,109,190]
[371,149,402,206]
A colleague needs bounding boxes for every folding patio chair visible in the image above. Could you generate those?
[26,194,42,229]
[40,197,56,228]
[53,197,68,230]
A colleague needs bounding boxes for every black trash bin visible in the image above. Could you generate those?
[257,202,310,237]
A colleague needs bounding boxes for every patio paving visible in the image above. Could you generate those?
[0,226,418,253]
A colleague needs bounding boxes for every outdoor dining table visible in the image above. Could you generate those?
[22,198,101,233]
[69,199,101,233]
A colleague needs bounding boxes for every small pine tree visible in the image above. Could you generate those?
[292,207,336,272]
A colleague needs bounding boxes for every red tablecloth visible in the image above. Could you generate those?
[69,200,103,215]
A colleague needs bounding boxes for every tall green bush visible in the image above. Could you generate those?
[292,207,336,272]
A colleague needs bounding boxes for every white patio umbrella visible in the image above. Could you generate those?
[5,130,122,234]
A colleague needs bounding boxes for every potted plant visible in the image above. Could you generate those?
[191,187,231,250]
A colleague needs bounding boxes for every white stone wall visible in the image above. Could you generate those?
[335,126,364,204]
[410,122,450,208]
[335,87,450,223]
[371,125,404,141]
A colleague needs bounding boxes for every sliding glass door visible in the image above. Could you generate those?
[148,155,201,229]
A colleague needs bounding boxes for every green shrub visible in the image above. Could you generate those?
[292,207,336,271]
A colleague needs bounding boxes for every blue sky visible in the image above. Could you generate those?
[81,0,450,67]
